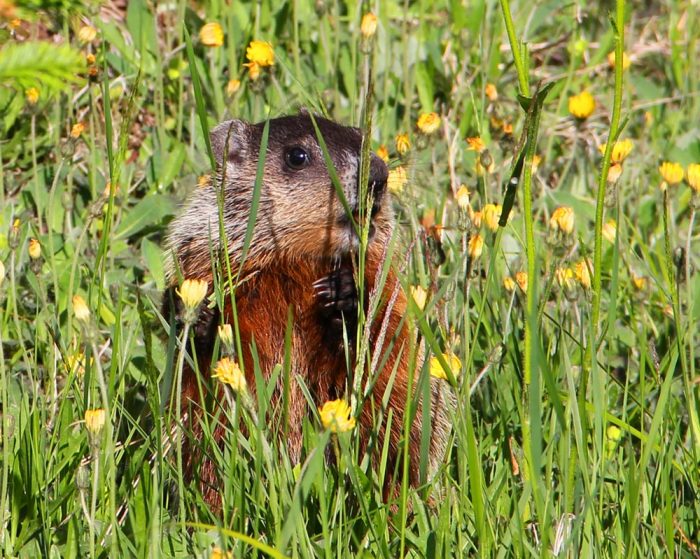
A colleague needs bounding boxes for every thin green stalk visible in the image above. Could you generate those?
[590,0,625,358]
[499,0,529,95]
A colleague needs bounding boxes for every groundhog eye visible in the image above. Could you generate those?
[285,146,310,170]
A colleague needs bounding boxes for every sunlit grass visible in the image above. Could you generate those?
[1,1,700,557]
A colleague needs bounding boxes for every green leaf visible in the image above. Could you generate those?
[0,41,85,91]
[114,196,175,240]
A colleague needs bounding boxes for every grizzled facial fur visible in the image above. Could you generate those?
[209,113,390,262]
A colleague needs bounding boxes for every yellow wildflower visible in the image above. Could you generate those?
[429,352,461,380]
[631,275,647,291]
[212,357,247,393]
[28,238,41,260]
[515,271,528,292]
[468,234,484,259]
[244,60,261,80]
[25,87,39,105]
[554,267,575,291]
[659,161,684,186]
[410,285,428,310]
[360,12,378,38]
[218,324,234,348]
[246,40,275,66]
[395,133,411,155]
[387,166,407,194]
[319,400,356,433]
[607,51,631,70]
[466,136,486,152]
[549,206,575,235]
[77,25,97,44]
[482,203,502,232]
[574,259,592,290]
[417,112,441,135]
[531,154,542,173]
[456,185,470,210]
[598,139,634,163]
[607,163,623,184]
[469,207,482,229]
[84,408,106,437]
[176,279,208,311]
[85,53,96,65]
[9,19,21,31]
[376,145,389,162]
[602,220,617,243]
[502,121,514,135]
[200,22,224,47]
[568,91,595,119]
[485,83,498,101]
[686,163,700,193]
[72,295,90,323]
[503,276,516,292]
[226,79,241,95]
[70,122,86,138]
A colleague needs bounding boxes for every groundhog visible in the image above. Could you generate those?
[163,112,453,507]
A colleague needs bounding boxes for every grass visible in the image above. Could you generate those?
[1,0,700,556]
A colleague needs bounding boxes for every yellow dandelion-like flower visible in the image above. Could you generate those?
[70,122,86,139]
[469,207,482,229]
[360,12,378,38]
[568,91,595,119]
[9,18,21,31]
[319,400,356,433]
[598,139,634,163]
[554,267,575,291]
[200,22,224,47]
[84,408,107,437]
[77,25,97,44]
[502,122,514,135]
[387,166,408,194]
[482,203,502,232]
[212,357,247,393]
[410,285,427,310]
[246,60,262,81]
[687,163,700,193]
[466,136,486,153]
[549,206,575,235]
[659,161,684,186]
[456,185,470,210]
[429,352,461,380]
[485,83,498,101]
[607,163,623,184]
[574,260,592,290]
[607,51,631,70]
[515,271,528,292]
[28,238,41,260]
[468,234,484,259]
[395,133,411,155]
[631,275,647,291]
[376,145,389,162]
[210,548,232,559]
[602,220,617,243]
[503,276,516,292]
[416,112,441,135]
[226,79,241,95]
[25,87,39,105]
[72,295,90,323]
[218,324,234,348]
[176,279,208,311]
[246,40,275,66]
[85,53,96,65]
[531,154,542,173]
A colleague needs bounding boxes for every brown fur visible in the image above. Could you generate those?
[165,113,453,508]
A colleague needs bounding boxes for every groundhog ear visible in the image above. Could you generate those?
[210,120,248,165]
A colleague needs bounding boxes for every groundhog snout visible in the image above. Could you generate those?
[358,153,388,216]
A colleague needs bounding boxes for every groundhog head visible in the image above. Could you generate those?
[209,113,391,263]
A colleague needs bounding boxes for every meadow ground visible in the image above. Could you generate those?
[1,0,700,557]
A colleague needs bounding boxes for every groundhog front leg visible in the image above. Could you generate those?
[313,265,358,349]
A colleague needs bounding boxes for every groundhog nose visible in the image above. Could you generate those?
[368,153,388,205]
